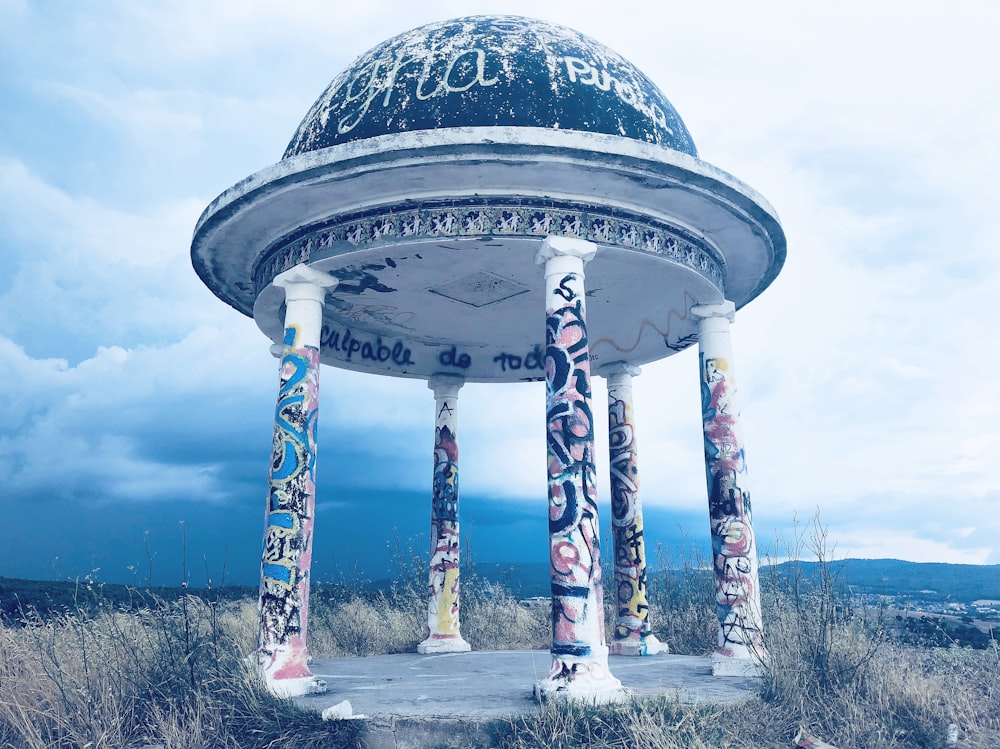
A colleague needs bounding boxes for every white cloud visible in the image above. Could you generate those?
[0,0,997,573]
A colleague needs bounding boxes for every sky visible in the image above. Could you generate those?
[1,1,998,587]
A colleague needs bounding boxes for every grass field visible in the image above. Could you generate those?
[0,534,997,748]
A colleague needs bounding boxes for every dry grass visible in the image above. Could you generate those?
[0,594,361,748]
[0,525,998,748]
[308,574,549,657]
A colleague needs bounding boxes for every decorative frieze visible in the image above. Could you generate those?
[253,199,724,295]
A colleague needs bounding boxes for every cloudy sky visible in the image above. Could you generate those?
[1,1,997,586]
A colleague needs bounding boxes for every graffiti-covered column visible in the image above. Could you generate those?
[418,375,472,654]
[693,301,767,677]
[602,364,668,657]
[257,264,337,697]
[533,236,623,701]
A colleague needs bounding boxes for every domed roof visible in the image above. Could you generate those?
[284,15,697,158]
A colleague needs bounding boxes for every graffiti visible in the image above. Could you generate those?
[607,390,653,647]
[338,47,500,135]
[665,332,699,353]
[438,345,472,369]
[544,269,606,660]
[493,344,544,372]
[327,298,417,330]
[700,351,764,657]
[562,56,668,128]
[320,326,415,367]
[553,274,576,302]
[591,292,702,356]
[422,390,465,647]
[259,326,319,662]
[432,425,459,523]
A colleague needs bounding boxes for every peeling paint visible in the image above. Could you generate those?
[285,16,696,157]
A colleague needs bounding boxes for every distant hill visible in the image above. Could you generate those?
[0,576,256,623]
[4,558,998,623]
[770,558,1000,603]
[466,558,1000,604]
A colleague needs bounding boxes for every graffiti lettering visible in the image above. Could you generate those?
[553,274,576,302]
[562,56,668,128]
[438,345,472,369]
[320,326,415,367]
[493,344,544,372]
[338,48,500,135]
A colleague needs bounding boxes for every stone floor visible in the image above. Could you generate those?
[295,650,759,749]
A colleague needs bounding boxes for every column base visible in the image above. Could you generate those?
[533,650,627,703]
[255,646,328,697]
[265,673,329,698]
[609,634,669,657]
[711,649,765,677]
[417,635,472,654]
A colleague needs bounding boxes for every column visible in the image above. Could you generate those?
[692,301,767,677]
[417,375,472,654]
[533,236,624,701]
[602,364,667,657]
[256,264,338,697]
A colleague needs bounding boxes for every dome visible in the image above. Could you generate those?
[193,16,785,384]
[284,15,697,158]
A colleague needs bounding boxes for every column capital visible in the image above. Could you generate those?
[274,264,339,304]
[428,373,464,398]
[535,235,597,268]
[598,362,641,380]
[691,300,736,322]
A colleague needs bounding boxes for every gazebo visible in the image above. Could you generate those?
[191,15,785,702]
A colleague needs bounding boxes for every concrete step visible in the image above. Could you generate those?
[294,650,759,748]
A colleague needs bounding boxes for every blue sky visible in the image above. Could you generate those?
[1,1,997,586]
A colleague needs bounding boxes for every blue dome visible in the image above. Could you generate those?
[285,16,697,158]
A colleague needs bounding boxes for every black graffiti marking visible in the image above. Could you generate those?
[709,478,751,521]
[719,607,759,646]
[493,344,544,372]
[320,326,415,367]
[553,274,577,302]
[551,643,592,658]
[665,333,699,352]
[548,477,580,535]
[614,523,645,566]
[551,581,591,599]
[438,345,472,369]
[546,399,595,465]
[431,478,458,521]
[546,302,590,361]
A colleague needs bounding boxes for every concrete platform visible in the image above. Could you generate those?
[295,650,759,749]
